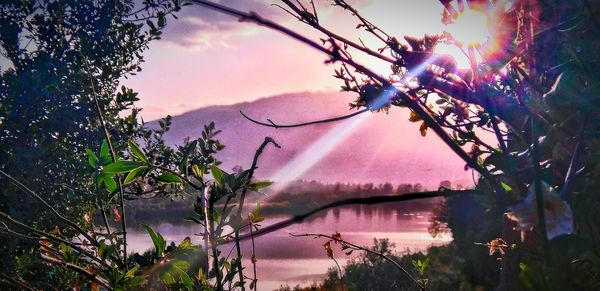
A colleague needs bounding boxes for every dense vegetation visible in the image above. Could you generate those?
[1,0,599,290]
[0,0,184,288]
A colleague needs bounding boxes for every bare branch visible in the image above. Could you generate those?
[233,137,280,289]
[40,253,112,290]
[231,189,479,242]
[0,211,112,269]
[240,109,368,128]
[0,272,37,291]
[0,170,100,249]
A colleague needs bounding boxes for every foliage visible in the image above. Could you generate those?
[278,239,467,291]
[0,0,184,288]
[192,0,600,289]
[255,0,600,289]
[2,0,600,290]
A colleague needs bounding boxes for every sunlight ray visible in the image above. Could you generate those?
[268,112,371,193]
[267,56,441,194]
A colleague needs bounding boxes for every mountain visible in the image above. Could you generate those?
[153,91,474,188]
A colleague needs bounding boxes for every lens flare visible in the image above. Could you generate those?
[446,8,490,46]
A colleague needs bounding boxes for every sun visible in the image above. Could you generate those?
[447,8,491,46]
[435,7,491,70]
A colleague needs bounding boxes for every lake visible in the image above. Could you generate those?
[127,204,452,290]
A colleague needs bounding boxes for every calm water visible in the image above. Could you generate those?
[128,205,452,290]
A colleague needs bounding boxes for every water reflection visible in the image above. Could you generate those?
[128,203,451,290]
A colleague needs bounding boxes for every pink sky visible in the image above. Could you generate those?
[124,0,453,120]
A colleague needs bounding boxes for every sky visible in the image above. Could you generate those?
[124,0,455,120]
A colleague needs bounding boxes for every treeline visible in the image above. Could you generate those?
[125,179,460,224]
[261,179,460,215]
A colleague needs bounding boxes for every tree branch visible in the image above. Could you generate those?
[233,137,280,289]
[40,253,112,290]
[230,189,479,242]
[240,109,368,128]
[189,0,507,196]
[0,211,112,269]
[81,53,129,269]
[0,170,100,249]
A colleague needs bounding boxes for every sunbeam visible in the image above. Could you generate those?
[267,56,441,194]
[268,112,371,193]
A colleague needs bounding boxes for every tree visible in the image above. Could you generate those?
[191,0,600,289]
[0,0,183,288]
[1,0,598,289]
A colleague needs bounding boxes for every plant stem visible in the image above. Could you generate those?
[207,190,223,291]
[249,225,258,290]
[290,233,425,290]
[233,137,280,290]
[81,53,129,270]
[530,118,549,258]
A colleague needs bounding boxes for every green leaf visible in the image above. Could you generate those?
[177,237,195,250]
[128,140,149,163]
[210,165,226,185]
[178,140,197,175]
[176,269,193,288]
[86,149,99,168]
[100,139,111,164]
[141,224,166,257]
[249,180,273,190]
[248,203,264,224]
[171,259,190,270]
[162,272,175,285]
[191,164,202,178]
[501,182,513,192]
[125,265,140,279]
[103,161,142,173]
[156,172,182,183]
[99,173,117,192]
[99,242,116,261]
[124,166,148,184]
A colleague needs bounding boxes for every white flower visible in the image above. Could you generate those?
[505,181,573,241]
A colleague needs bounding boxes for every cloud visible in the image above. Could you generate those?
[159,0,374,49]
[161,0,285,48]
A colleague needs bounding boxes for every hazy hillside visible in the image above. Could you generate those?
[152,91,474,188]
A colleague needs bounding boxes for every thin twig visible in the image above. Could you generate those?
[249,225,258,290]
[0,272,36,291]
[279,0,397,64]
[0,211,112,269]
[290,233,425,290]
[81,53,129,270]
[207,189,223,291]
[40,253,112,290]
[240,109,368,128]
[0,170,100,248]
[332,256,345,290]
[530,118,549,258]
[560,116,588,201]
[233,137,280,289]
